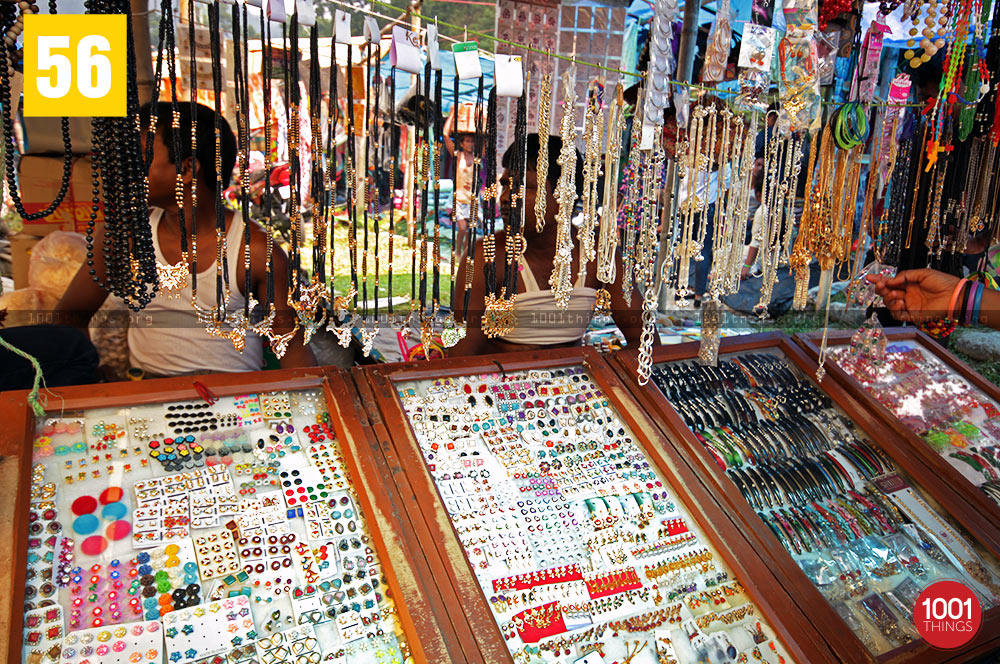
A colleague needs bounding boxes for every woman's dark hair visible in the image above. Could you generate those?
[139,101,237,193]
[502,133,584,197]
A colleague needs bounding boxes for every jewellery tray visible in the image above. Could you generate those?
[611,331,1000,663]
[794,327,1000,529]
[0,367,464,664]
[358,346,840,664]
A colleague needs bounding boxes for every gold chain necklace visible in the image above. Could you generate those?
[596,85,625,313]
[534,73,553,233]
[550,68,579,310]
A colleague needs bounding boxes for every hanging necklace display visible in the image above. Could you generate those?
[0,0,73,222]
[595,84,625,315]
[460,77,485,335]
[636,127,665,384]
[252,0,278,341]
[534,70,553,232]
[83,0,159,311]
[481,87,514,338]
[286,9,328,346]
[418,61,433,346]
[621,118,642,306]
[777,0,822,134]
[500,80,529,329]
[440,68,466,347]
[577,79,604,286]
[357,20,381,357]
[550,67,579,310]
[153,0,191,298]
[674,101,710,306]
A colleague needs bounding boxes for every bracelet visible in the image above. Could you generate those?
[947,278,970,321]
[964,281,980,326]
[972,281,986,326]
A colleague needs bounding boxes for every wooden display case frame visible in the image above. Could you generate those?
[0,368,458,664]
[359,345,843,664]
[794,327,1000,528]
[610,331,1000,664]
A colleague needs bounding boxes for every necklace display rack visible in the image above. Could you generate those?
[611,332,1000,663]
[358,347,842,664]
[795,328,1000,521]
[0,368,468,664]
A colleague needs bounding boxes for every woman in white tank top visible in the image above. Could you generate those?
[55,101,314,375]
[128,208,265,375]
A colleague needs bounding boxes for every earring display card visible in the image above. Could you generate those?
[23,604,65,663]
[21,388,411,664]
[647,349,1000,656]
[193,528,242,580]
[133,467,234,547]
[162,595,256,664]
[254,623,321,663]
[393,365,793,663]
[59,619,163,664]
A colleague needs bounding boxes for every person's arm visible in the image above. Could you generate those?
[867,268,963,324]
[54,222,110,334]
[449,239,490,356]
[442,106,457,157]
[249,222,316,368]
[608,250,658,348]
[741,246,759,280]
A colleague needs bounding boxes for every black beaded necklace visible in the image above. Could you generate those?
[432,65,443,312]
[482,87,499,301]
[0,0,73,221]
[460,76,484,323]
[208,0,230,320]
[502,91,528,299]
[259,6,276,320]
[387,64,397,317]
[85,0,158,311]
[232,0,253,316]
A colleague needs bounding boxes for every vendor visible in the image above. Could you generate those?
[443,105,478,260]
[55,102,315,377]
[452,134,650,356]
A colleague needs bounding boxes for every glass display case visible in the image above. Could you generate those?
[612,332,1000,663]
[796,328,1000,515]
[0,368,454,664]
[359,346,843,664]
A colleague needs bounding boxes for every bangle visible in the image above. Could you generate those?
[972,281,986,326]
[743,263,753,268]
[964,281,980,326]
[948,278,970,321]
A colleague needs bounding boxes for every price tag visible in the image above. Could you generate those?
[23,15,126,117]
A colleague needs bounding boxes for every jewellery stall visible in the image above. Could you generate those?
[358,346,844,664]
[794,328,1000,517]
[0,368,467,664]
[610,332,1000,663]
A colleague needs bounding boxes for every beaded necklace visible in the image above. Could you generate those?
[255,4,277,338]
[596,85,625,309]
[83,0,158,311]
[460,78,485,326]
[0,0,73,221]
[440,73,464,348]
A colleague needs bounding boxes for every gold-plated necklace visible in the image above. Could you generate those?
[596,85,625,313]
[550,68,579,310]
[534,72,553,233]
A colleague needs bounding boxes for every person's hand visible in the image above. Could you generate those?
[740,265,751,280]
[866,268,962,323]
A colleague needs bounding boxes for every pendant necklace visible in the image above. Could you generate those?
[621,122,642,305]
[481,87,512,338]
[550,68,579,311]
[534,71,553,232]
[345,41,360,320]
[637,139,665,384]
[595,84,625,314]
[501,88,529,308]
[432,65,444,318]
[578,80,605,284]
[460,77,485,332]
[328,37,355,348]
[384,64,397,326]
[790,129,820,310]
[675,102,706,305]
[418,62,432,344]
[153,0,191,298]
[253,4,277,339]
[361,40,382,357]
[441,74,465,347]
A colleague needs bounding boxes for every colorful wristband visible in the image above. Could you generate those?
[948,278,970,320]
[965,282,980,326]
[972,281,986,326]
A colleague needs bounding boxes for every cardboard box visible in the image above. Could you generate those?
[17,155,103,234]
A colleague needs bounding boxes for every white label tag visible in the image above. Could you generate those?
[390,25,423,74]
[363,17,380,44]
[640,122,656,149]
[294,0,315,26]
[494,54,524,97]
[427,24,441,70]
[265,0,286,23]
[334,10,351,43]
[452,41,482,80]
